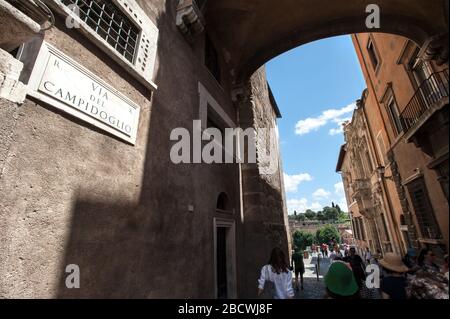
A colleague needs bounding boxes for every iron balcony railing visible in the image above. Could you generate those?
[400,69,449,133]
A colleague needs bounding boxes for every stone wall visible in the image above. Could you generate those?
[0,0,243,298]
[238,66,289,298]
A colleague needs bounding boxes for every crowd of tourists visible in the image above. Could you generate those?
[257,245,449,299]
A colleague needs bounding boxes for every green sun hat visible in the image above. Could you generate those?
[325,261,359,297]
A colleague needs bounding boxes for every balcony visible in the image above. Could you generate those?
[352,178,371,192]
[351,178,372,213]
[400,69,449,141]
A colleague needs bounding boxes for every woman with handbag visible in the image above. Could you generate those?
[258,247,295,299]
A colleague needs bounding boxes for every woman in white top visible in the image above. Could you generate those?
[329,245,343,262]
[258,247,295,299]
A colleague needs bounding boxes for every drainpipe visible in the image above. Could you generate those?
[354,34,405,256]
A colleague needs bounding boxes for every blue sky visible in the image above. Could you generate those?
[266,35,366,215]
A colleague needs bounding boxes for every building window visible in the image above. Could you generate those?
[380,214,390,241]
[207,113,225,136]
[62,0,139,63]
[195,0,207,11]
[376,132,388,165]
[217,192,229,211]
[409,50,434,89]
[354,218,365,241]
[360,218,366,241]
[407,178,442,240]
[367,37,380,71]
[352,219,359,240]
[205,35,221,84]
[365,150,374,174]
[49,0,159,90]
[386,95,403,135]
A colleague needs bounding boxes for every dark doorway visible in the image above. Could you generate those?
[216,227,228,299]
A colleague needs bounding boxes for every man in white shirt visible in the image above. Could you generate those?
[364,247,373,265]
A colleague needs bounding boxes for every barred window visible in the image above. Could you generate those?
[62,0,140,63]
[407,178,442,240]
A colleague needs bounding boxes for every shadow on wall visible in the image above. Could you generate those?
[55,1,214,298]
[240,165,290,298]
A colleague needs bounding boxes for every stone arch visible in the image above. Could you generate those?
[203,0,449,83]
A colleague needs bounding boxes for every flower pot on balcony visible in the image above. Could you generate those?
[0,0,43,52]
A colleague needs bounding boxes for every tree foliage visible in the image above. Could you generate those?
[316,225,341,244]
[304,209,317,220]
[323,206,340,221]
[293,231,315,251]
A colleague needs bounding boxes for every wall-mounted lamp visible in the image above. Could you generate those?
[377,166,394,181]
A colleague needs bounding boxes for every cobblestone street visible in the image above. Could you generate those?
[294,254,332,299]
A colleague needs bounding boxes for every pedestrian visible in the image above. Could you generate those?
[443,254,448,280]
[402,248,420,275]
[379,253,409,299]
[324,261,360,299]
[344,245,350,257]
[364,247,372,266]
[406,268,449,299]
[418,248,440,272]
[258,247,295,299]
[343,247,366,288]
[330,245,343,262]
[291,249,305,291]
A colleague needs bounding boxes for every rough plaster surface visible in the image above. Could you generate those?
[2,0,445,299]
[238,67,289,298]
[0,0,241,298]
[0,0,41,52]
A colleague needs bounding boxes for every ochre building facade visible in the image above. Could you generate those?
[337,32,448,260]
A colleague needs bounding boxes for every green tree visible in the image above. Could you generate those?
[338,211,350,222]
[316,211,325,221]
[296,214,306,221]
[293,231,315,251]
[323,206,340,221]
[316,225,340,244]
[304,209,317,220]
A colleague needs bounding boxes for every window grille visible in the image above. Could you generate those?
[62,0,139,63]
[407,178,442,240]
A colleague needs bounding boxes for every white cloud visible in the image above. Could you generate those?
[329,117,351,136]
[329,126,344,136]
[284,173,313,193]
[334,182,345,196]
[332,117,352,124]
[337,197,349,212]
[313,188,331,199]
[332,182,349,211]
[310,202,323,211]
[295,103,356,135]
[287,198,308,214]
[287,198,323,214]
